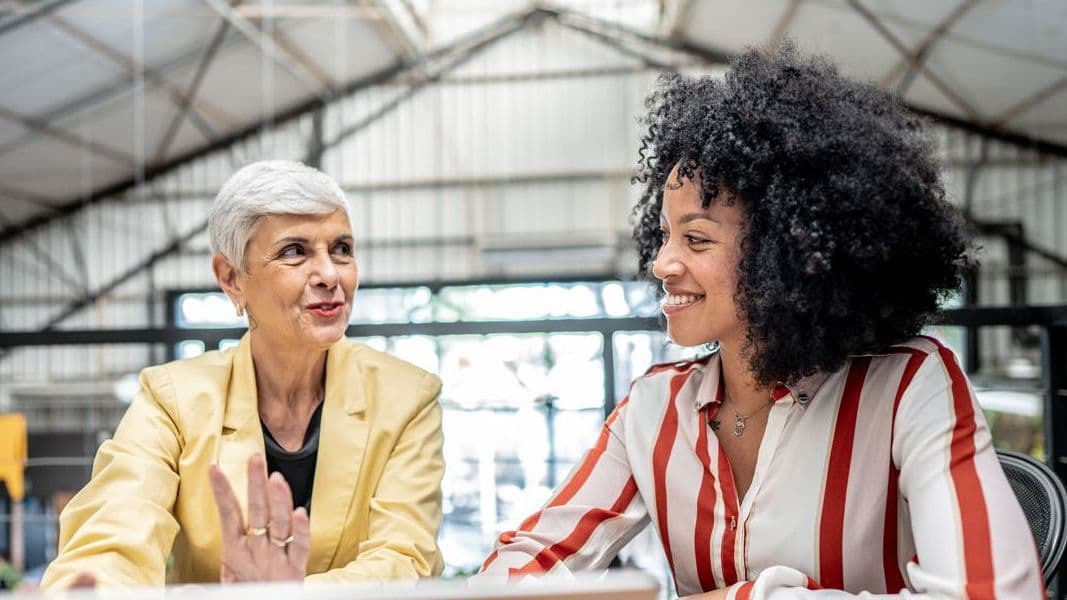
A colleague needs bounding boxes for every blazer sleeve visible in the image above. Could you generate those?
[41,367,183,589]
[305,371,445,583]
[722,347,1044,599]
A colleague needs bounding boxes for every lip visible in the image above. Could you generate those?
[307,301,344,319]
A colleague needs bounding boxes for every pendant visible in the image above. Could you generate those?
[733,415,747,437]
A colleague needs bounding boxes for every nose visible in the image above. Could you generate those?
[651,242,683,281]
[309,251,339,289]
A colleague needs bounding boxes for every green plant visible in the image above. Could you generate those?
[0,561,22,590]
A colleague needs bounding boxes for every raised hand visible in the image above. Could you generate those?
[208,454,311,583]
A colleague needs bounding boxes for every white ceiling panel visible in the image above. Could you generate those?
[185,36,310,125]
[53,87,183,166]
[922,39,1066,120]
[952,0,1067,68]
[3,0,1067,239]
[0,137,128,200]
[0,117,27,148]
[673,0,1067,153]
[0,25,127,117]
[900,69,975,121]
[778,1,926,83]
[278,16,399,85]
[679,0,793,52]
[1013,85,1067,129]
[53,0,219,69]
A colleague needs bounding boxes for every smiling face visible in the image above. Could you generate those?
[214,210,358,353]
[652,164,747,348]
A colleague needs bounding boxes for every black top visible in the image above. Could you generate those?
[261,401,324,513]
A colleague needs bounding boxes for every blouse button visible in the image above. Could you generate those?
[729,516,737,530]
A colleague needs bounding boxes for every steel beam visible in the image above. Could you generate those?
[367,0,422,61]
[37,5,224,141]
[0,8,537,337]
[0,105,134,166]
[153,17,231,164]
[768,0,801,45]
[994,75,1067,127]
[880,0,978,93]
[0,3,534,245]
[557,14,672,70]
[320,9,530,152]
[0,0,76,36]
[29,221,207,335]
[201,0,333,96]
[0,317,663,348]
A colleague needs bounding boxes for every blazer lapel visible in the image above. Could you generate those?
[215,334,266,524]
[306,340,369,573]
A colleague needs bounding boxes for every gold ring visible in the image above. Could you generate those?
[245,524,269,536]
[269,534,295,548]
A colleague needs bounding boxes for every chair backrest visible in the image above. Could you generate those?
[997,448,1067,585]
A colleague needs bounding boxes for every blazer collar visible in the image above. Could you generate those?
[222,334,366,431]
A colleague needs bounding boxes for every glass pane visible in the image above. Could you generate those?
[176,340,205,359]
[437,331,607,572]
[437,282,602,321]
[350,286,433,324]
[176,292,245,327]
[349,336,387,352]
[612,331,705,404]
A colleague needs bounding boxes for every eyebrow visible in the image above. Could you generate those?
[274,234,354,246]
[661,212,720,225]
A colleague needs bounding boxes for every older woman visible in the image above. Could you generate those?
[42,161,444,588]
[479,44,1043,598]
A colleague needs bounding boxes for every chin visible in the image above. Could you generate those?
[666,327,715,349]
[302,327,347,349]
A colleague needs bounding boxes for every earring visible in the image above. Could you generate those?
[236,303,245,317]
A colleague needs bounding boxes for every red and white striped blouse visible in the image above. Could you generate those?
[479,335,1043,598]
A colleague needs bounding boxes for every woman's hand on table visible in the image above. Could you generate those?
[209,454,310,583]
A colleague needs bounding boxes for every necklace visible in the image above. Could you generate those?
[708,397,774,437]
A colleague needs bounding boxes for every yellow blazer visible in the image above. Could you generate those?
[42,335,444,588]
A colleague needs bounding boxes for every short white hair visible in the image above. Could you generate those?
[208,160,352,273]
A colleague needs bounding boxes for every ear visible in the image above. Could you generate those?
[212,254,244,308]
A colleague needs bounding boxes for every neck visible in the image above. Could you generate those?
[249,331,328,417]
[717,338,771,414]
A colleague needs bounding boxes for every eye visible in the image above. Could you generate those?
[279,244,305,258]
[684,234,710,246]
[332,241,353,256]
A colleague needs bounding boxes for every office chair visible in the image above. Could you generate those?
[998,448,1067,585]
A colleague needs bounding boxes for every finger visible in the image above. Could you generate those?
[286,506,311,570]
[209,465,246,541]
[70,572,96,589]
[267,471,295,543]
[246,454,270,531]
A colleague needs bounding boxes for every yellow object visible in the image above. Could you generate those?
[0,412,27,501]
[41,335,444,588]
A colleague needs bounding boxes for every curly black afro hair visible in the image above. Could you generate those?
[632,41,971,387]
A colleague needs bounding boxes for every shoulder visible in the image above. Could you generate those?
[858,335,969,413]
[139,346,237,403]
[626,353,714,405]
[332,339,442,400]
